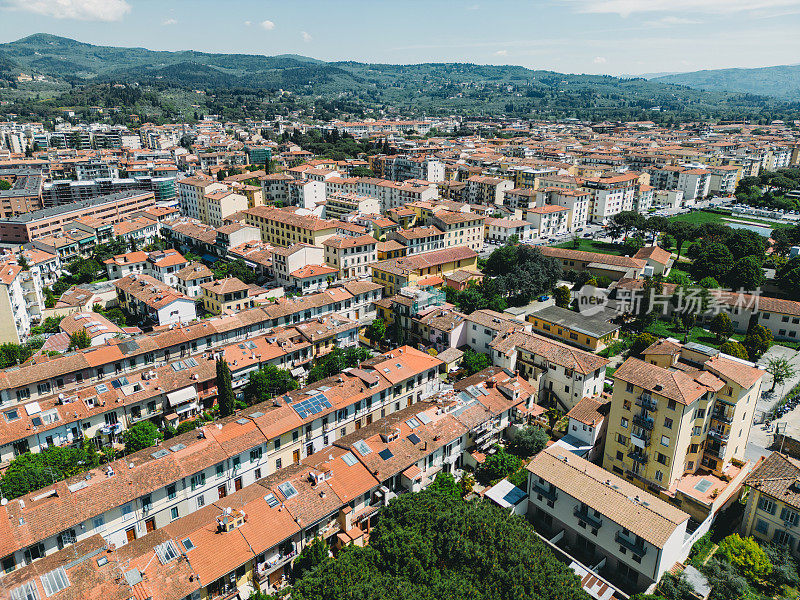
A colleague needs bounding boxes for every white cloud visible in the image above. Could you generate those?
[644,16,701,26]
[301,31,313,42]
[260,19,275,31]
[562,0,800,16]
[4,0,131,21]
[162,17,177,26]
[244,20,252,26]
[593,56,607,63]
[494,50,509,56]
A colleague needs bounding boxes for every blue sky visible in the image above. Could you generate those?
[1,0,800,75]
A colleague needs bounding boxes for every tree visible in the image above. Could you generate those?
[727,229,766,261]
[646,216,670,240]
[476,445,523,484]
[508,425,549,457]
[461,349,491,376]
[427,472,462,503]
[727,256,765,290]
[68,330,91,350]
[667,222,698,261]
[709,313,733,342]
[365,318,387,345]
[293,536,331,581]
[292,487,589,600]
[622,237,645,256]
[776,256,800,299]
[630,333,657,356]
[122,421,163,454]
[691,243,734,282]
[0,180,11,191]
[698,277,719,289]
[0,446,94,500]
[553,285,571,309]
[243,365,298,405]
[766,357,795,392]
[719,340,748,359]
[716,534,773,585]
[744,324,773,361]
[216,358,235,417]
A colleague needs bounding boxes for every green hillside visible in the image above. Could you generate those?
[654,63,800,99]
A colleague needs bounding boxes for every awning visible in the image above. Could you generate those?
[176,403,197,414]
[166,386,198,407]
[290,367,306,377]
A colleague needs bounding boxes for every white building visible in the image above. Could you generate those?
[273,244,325,289]
[0,264,43,343]
[322,234,378,280]
[677,169,711,202]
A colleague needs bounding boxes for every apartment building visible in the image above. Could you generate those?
[115,274,197,326]
[0,173,43,218]
[177,175,226,221]
[525,205,570,239]
[200,189,248,228]
[386,226,445,255]
[677,169,711,202]
[581,173,638,224]
[466,175,514,205]
[0,191,157,243]
[484,217,533,244]
[0,345,442,573]
[540,247,646,281]
[200,277,253,315]
[527,305,621,351]
[603,340,763,499]
[708,165,740,195]
[244,206,338,248]
[0,264,43,343]
[490,329,608,410]
[741,452,800,556]
[322,234,377,280]
[323,192,381,220]
[174,262,214,299]
[527,447,692,594]
[533,188,591,230]
[430,211,485,252]
[370,246,478,296]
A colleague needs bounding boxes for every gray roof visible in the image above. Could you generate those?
[0,190,152,224]
[530,304,620,338]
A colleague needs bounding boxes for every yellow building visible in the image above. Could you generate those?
[430,211,486,252]
[603,339,764,502]
[200,277,253,315]
[244,206,337,247]
[527,305,620,351]
[370,246,478,296]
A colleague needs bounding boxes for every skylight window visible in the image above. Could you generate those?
[353,440,372,456]
[40,567,70,596]
[155,541,179,564]
[278,481,298,500]
[264,493,279,507]
[342,452,358,466]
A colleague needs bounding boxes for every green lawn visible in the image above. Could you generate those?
[645,319,730,348]
[554,239,626,255]
[668,209,790,230]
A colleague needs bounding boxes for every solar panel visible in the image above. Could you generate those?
[342,452,358,466]
[378,448,394,461]
[417,413,432,425]
[354,440,372,456]
[290,393,332,419]
[278,481,298,500]
[264,493,279,507]
[407,433,421,445]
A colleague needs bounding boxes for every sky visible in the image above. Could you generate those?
[1,0,800,76]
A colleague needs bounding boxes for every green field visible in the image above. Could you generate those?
[668,210,791,230]
[553,239,626,255]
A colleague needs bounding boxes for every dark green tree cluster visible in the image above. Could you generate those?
[68,330,92,351]
[307,347,371,384]
[683,225,768,290]
[122,420,163,453]
[216,358,235,417]
[0,338,45,368]
[0,442,101,500]
[507,425,549,457]
[461,349,491,376]
[213,259,258,284]
[443,278,507,313]
[736,168,800,211]
[291,480,588,600]
[476,445,523,484]
[483,244,561,304]
[243,365,299,405]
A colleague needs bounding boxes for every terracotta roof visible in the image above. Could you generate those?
[540,247,646,269]
[527,446,689,547]
[744,452,800,511]
[634,245,672,265]
[566,395,609,426]
[613,357,724,405]
[491,330,608,375]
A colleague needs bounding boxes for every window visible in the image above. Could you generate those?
[692,426,702,436]
[755,519,769,534]
[626,383,634,393]
[616,451,623,460]
[696,408,706,418]
[660,435,670,447]
[620,417,628,428]
[667,399,676,410]
[759,497,777,515]
[617,433,626,445]
[276,458,282,470]
[656,453,668,465]
[250,447,262,463]
[190,473,205,490]
[781,507,800,527]
[121,503,133,521]
[197,495,205,508]
[93,516,105,531]
[664,417,673,429]
[655,470,663,482]
[171,507,179,520]
[167,484,176,500]
[274,438,281,450]
[216,463,224,478]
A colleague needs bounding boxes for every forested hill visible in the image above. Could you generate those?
[1,33,799,122]
[653,64,800,99]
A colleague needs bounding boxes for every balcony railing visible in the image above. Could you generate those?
[633,414,654,431]
[705,445,726,459]
[615,532,647,557]
[631,430,651,447]
[635,395,658,411]
[711,409,733,424]
[574,507,603,529]
[708,429,729,443]
[627,447,648,464]
[533,483,558,502]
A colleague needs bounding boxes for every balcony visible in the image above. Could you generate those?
[533,483,558,502]
[627,447,648,464]
[633,414,654,431]
[574,507,603,529]
[631,430,650,447]
[705,445,726,459]
[615,532,647,557]
[707,429,729,443]
[635,394,657,411]
[711,409,733,424]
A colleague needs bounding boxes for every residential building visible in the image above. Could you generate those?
[524,206,570,239]
[0,264,43,343]
[527,305,621,351]
[322,234,378,280]
[200,277,254,315]
[244,206,338,248]
[115,274,197,326]
[177,175,226,220]
[386,226,445,255]
[371,246,478,296]
[540,247,646,281]
[466,175,514,205]
[430,211,485,252]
